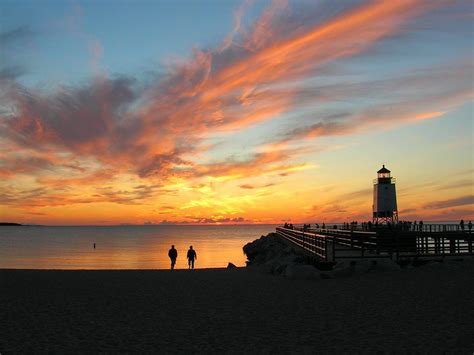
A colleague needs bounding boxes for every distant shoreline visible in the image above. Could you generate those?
[0,223,45,227]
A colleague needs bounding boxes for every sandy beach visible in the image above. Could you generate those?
[1,265,473,353]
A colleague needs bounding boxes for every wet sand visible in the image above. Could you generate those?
[1,265,473,353]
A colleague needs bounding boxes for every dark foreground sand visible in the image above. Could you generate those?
[1,265,474,354]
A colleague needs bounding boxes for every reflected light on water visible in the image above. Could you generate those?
[0,225,274,269]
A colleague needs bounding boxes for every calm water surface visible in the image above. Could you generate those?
[0,225,275,269]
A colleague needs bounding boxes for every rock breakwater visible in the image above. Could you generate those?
[243,233,472,280]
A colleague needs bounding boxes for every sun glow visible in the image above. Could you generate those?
[1,0,473,225]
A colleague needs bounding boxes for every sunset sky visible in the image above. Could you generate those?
[1,0,473,225]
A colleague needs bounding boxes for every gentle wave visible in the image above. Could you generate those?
[0,225,275,269]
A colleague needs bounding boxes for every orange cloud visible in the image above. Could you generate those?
[2,0,470,224]
[3,1,450,185]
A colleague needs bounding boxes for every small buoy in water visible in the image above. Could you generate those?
[93,243,96,249]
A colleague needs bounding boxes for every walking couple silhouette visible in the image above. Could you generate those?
[168,245,197,270]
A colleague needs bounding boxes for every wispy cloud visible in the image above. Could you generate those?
[0,26,34,45]
[424,195,474,210]
[270,61,473,145]
[1,0,471,221]
[239,182,275,190]
[0,26,35,86]
[0,66,26,81]
[0,182,165,207]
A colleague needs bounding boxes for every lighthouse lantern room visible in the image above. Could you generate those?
[373,165,398,224]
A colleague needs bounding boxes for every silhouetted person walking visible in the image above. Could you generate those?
[187,246,197,269]
[468,221,472,231]
[460,219,465,231]
[168,245,177,270]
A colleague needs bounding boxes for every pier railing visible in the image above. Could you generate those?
[308,227,377,249]
[415,234,473,256]
[276,227,328,260]
[417,224,471,233]
[276,225,473,262]
[275,227,381,262]
[290,223,472,233]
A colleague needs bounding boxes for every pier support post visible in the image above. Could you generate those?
[449,238,456,254]
[332,237,336,262]
[468,232,472,254]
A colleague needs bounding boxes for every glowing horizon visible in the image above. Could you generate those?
[1,0,473,225]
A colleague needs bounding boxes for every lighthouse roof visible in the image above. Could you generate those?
[377,165,391,174]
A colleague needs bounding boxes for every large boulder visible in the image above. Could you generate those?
[284,264,321,280]
[321,261,353,279]
[243,233,287,267]
[320,258,401,278]
[261,255,301,275]
[244,233,326,278]
[261,259,280,274]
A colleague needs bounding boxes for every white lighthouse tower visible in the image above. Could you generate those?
[373,165,398,224]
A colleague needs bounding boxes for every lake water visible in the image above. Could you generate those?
[0,225,275,270]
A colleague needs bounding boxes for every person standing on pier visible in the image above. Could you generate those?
[187,246,197,269]
[460,219,465,231]
[168,245,178,270]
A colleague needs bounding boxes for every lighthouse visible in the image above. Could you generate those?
[373,165,398,224]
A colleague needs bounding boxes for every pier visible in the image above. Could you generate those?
[275,224,473,263]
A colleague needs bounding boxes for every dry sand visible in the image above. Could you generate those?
[1,265,474,353]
